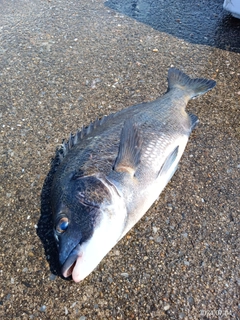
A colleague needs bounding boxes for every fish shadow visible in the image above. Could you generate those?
[105,0,240,53]
[37,151,66,279]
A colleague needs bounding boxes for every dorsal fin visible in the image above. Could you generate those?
[56,114,116,163]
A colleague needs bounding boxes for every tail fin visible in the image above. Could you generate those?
[167,68,216,99]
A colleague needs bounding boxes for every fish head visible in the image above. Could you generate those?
[52,174,127,282]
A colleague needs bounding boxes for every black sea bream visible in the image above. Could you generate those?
[51,68,216,282]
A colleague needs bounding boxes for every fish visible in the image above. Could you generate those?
[51,68,216,283]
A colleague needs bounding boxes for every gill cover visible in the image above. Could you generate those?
[53,175,111,267]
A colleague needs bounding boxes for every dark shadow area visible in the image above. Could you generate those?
[215,14,240,52]
[105,0,240,53]
[37,151,69,280]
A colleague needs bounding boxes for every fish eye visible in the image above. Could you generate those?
[56,217,69,233]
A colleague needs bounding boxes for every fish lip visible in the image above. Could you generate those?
[61,244,82,278]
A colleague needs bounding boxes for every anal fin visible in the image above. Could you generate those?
[189,113,199,132]
[113,120,142,177]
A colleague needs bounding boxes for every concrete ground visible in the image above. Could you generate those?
[0,0,239,319]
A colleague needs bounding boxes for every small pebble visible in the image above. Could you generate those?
[49,273,57,281]
[188,296,194,305]
[155,236,163,243]
[71,302,77,308]
[115,250,120,256]
[152,226,158,233]
[108,277,113,283]
[40,305,46,312]
[163,304,170,311]
[179,312,186,319]
[121,272,129,278]
[64,306,68,315]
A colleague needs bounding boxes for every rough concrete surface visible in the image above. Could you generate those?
[0,0,239,319]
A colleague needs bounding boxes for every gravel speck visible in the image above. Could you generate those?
[163,304,170,311]
[152,226,158,233]
[121,272,129,278]
[155,236,163,243]
[49,273,57,281]
[40,305,46,312]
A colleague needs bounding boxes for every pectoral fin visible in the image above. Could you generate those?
[158,146,179,178]
[113,120,142,177]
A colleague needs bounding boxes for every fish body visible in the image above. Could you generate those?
[51,68,216,282]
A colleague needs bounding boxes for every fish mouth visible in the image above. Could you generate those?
[62,244,82,281]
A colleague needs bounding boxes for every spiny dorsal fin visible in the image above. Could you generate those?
[57,114,116,163]
[113,120,142,177]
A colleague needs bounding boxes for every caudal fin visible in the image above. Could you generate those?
[167,68,216,99]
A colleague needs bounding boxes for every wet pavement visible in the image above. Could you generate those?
[0,0,239,319]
